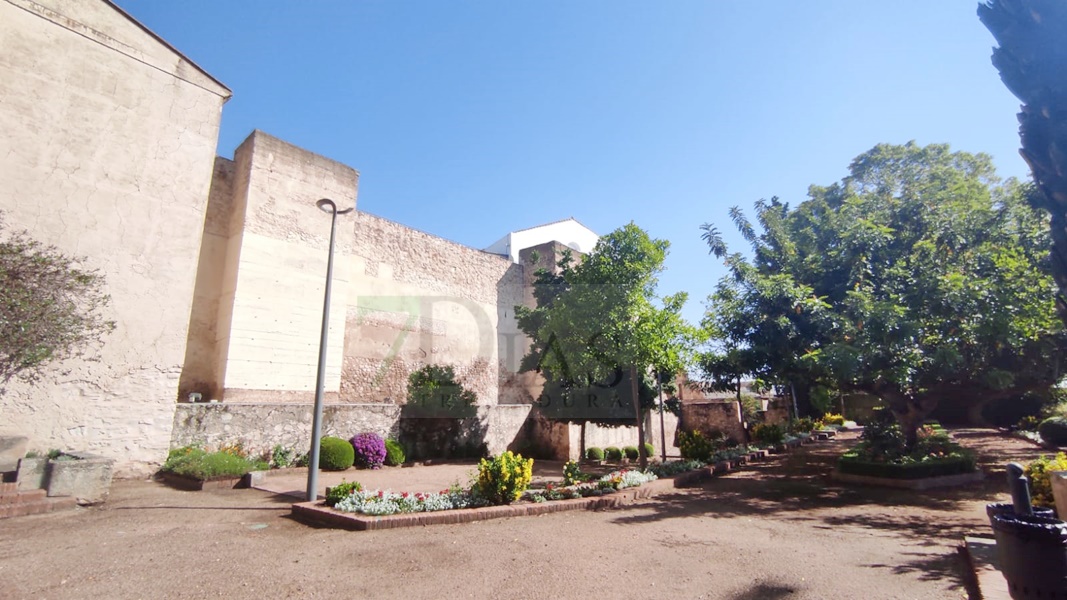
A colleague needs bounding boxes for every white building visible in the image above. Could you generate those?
[484,218,599,263]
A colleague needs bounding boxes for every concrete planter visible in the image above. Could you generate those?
[17,453,115,504]
[1051,471,1067,519]
[158,471,250,491]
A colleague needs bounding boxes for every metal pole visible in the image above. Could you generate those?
[306,198,353,502]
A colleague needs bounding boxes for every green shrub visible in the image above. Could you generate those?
[604,447,623,461]
[837,454,976,479]
[384,438,406,466]
[751,423,785,445]
[269,445,295,469]
[475,451,533,505]
[623,446,639,460]
[821,413,846,427]
[1017,415,1041,432]
[161,445,267,480]
[325,480,363,507]
[1039,417,1067,446]
[319,436,354,471]
[789,417,816,434]
[678,430,715,462]
[585,447,604,461]
[643,442,655,458]
[1024,453,1067,507]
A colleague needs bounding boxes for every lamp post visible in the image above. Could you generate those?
[306,198,354,502]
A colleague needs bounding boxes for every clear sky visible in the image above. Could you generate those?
[117,0,1028,326]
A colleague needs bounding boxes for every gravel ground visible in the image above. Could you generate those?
[0,429,1043,600]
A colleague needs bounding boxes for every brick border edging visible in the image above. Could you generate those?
[288,445,801,531]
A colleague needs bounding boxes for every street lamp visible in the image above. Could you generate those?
[306,198,354,502]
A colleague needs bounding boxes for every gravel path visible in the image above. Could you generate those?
[0,429,1044,599]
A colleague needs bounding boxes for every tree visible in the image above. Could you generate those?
[979,0,1067,323]
[516,223,695,466]
[0,214,114,387]
[701,143,1067,447]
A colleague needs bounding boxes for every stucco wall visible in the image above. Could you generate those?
[342,212,528,406]
[0,0,229,475]
[679,401,746,444]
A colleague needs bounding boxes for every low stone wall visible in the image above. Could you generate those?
[524,412,680,461]
[679,401,745,444]
[170,403,531,459]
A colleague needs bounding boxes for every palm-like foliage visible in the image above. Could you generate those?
[979,0,1067,320]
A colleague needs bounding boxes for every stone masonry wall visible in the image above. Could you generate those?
[342,212,527,406]
[679,401,746,444]
[0,0,229,475]
[170,403,532,459]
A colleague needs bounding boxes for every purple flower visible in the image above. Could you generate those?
[349,432,386,469]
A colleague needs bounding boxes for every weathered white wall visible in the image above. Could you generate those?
[484,218,599,263]
[342,212,529,406]
[0,0,229,475]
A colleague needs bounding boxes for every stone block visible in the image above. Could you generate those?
[0,436,28,473]
[16,457,47,491]
[45,452,115,505]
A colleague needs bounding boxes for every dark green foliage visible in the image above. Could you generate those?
[161,446,267,481]
[405,364,477,417]
[643,442,655,458]
[837,454,976,479]
[860,408,907,461]
[1038,417,1067,446]
[401,364,482,460]
[751,423,785,446]
[585,447,604,461]
[604,446,623,461]
[325,480,363,507]
[623,446,639,460]
[319,436,354,471]
[678,430,717,462]
[0,214,115,386]
[788,417,816,434]
[384,438,406,466]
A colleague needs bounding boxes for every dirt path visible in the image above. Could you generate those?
[0,430,1047,600]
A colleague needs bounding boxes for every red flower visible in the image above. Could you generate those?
[378,490,384,498]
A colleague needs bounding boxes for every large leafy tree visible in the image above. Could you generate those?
[979,0,1067,323]
[701,143,1067,447]
[516,223,694,465]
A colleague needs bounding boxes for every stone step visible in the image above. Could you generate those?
[0,481,17,494]
[0,488,47,504]
[0,496,76,520]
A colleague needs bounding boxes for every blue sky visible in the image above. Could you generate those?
[118,1,1028,326]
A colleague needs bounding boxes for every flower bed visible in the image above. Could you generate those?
[835,410,977,483]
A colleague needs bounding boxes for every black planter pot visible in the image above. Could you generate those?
[990,513,1067,598]
[986,502,1056,528]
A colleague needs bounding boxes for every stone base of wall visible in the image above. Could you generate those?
[170,403,532,459]
[679,401,746,444]
[524,411,681,461]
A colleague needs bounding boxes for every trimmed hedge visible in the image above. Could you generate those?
[643,442,655,458]
[385,438,406,466]
[585,447,604,461]
[320,436,355,471]
[623,446,639,460]
[838,455,976,480]
[604,447,623,461]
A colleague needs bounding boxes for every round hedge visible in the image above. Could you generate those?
[623,446,639,460]
[604,446,623,461]
[319,436,355,471]
[585,447,604,461]
[1038,417,1067,446]
[643,442,655,458]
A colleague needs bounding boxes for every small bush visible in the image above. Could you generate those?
[821,413,846,427]
[789,417,816,434]
[585,447,604,461]
[319,436,354,471]
[1017,415,1041,432]
[325,480,363,507]
[269,445,295,469]
[751,423,785,445]
[1024,453,1067,507]
[475,451,533,505]
[678,430,716,463]
[604,447,623,461]
[384,439,406,466]
[643,442,655,458]
[350,432,386,469]
[1038,417,1067,446]
[623,446,639,460]
[563,460,585,486]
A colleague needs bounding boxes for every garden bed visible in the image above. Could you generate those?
[831,469,984,490]
[289,446,801,531]
[157,471,251,491]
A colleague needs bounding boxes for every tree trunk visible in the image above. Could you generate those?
[630,364,647,469]
[657,371,667,463]
[579,421,587,462]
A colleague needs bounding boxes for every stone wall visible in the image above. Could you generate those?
[0,0,230,475]
[170,403,532,459]
[342,212,528,406]
[679,401,746,444]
